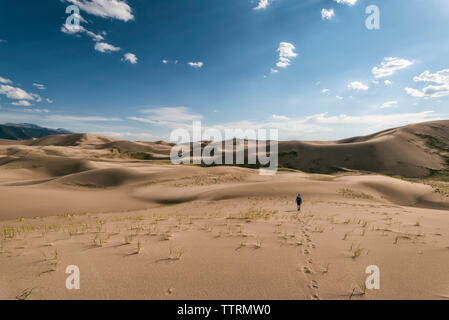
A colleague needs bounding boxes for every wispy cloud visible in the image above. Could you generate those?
[372,57,414,78]
[0,76,12,84]
[45,115,121,122]
[0,84,35,100]
[334,0,358,5]
[32,83,46,90]
[308,111,441,127]
[406,69,449,98]
[24,108,49,113]
[122,52,138,64]
[253,0,270,11]
[379,101,397,109]
[276,42,298,69]
[200,110,444,140]
[321,8,335,20]
[125,106,446,141]
[94,42,121,53]
[272,114,289,120]
[129,107,204,128]
[188,62,204,68]
[65,0,134,22]
[12,100,33,107]
[98,131,155,140]
[348,81,369,91]
[61,23,105,42]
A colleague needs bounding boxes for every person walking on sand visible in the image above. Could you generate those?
[296,193,303,212]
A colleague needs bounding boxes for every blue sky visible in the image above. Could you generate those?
[1,0,449,140]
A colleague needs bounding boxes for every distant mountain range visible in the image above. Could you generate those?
[0,123,73,140]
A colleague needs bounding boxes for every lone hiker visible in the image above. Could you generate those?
[296,193,303,212]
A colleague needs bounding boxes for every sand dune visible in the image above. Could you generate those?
[278,120,449,177]
[2,120,447,178]
[0,120,448,300]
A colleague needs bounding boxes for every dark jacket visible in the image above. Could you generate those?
[296,195,302,205]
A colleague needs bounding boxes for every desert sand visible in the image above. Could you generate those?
[1,122,449,300]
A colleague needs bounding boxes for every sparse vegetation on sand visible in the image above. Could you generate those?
[338,188,374,200]
[416,134,449,153]
[227,208,278,221]
[350,281,367,299]
[136,240,142,254]
[93,233,107,247]
[16,288,34,300]
[172,173,245,187]
[254,237,263,248]
[350,243,366,259]
[168,247,185,260]
[124,235,134,245]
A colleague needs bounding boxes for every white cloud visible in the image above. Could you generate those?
[24,108,49,113]
[272,114,289,120]
[348,81,369,91]
[309,111,441,128]
[122,52,138,64]
[139,106,203,122]
[129,107,203,128]
[188,62,204,68]
[66,0,134,22]
[12,100,33,107]
[94,42,121,53]
[46,115,121,122]
[413,69,449,83]
[379,101,397,109]
[321,89,329,93]
[276,42,298,69]
[270,68,279,74]
[98,131,155,140]
[32,83,46,90]
[0,77,12,84]
[162,60,169,64]
[406,86,449,98]
[336,96,344,100]
[207,119,329,141]
[82,29,105,42]
[321,8,335,20]
[0,85,35,100]
[31,93,42,103]
[334,0,358,5]
[46,98,54,104]
[384,80,392,85]
[253,0,270,10]
[372,57,414,78]
[61,20,105,42]
[406,69,449,98]
[201,111,444,140]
